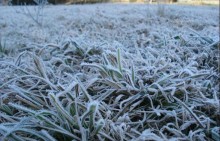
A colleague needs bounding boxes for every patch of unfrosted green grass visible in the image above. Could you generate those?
[0,38,7,56]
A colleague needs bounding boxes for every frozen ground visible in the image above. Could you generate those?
[0,4,219,141]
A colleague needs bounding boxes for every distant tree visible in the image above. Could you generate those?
[9,0,38,5]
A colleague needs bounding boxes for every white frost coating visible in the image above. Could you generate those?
[0,3,219,141]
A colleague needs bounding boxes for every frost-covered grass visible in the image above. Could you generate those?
[0,4,219,141]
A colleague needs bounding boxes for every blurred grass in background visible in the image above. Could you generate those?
[0,0,219,5]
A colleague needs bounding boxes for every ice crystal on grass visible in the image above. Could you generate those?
[0,4,219,141]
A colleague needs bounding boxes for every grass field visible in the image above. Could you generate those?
[0,4,219,141]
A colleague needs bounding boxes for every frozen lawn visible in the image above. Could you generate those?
[0,4,219,141]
